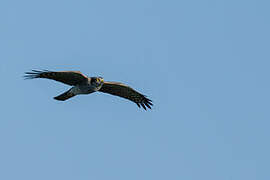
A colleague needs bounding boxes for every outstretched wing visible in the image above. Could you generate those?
[24,70,88,86]
[99,81,153,110]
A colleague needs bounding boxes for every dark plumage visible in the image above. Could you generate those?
[99,82,153,110]
[24,70,153,110]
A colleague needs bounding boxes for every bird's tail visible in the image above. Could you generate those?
[54,89,76,101]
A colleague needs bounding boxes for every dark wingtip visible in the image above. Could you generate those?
[23,69,48,80]
[141,103,147,110]
[145,102,152,109]
[136,95,153,111]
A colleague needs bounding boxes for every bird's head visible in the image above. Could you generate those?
[90,77,104,87]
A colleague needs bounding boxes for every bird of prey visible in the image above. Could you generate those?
[24,70,153,110]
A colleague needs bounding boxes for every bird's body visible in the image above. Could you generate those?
[70,77,103,95]
[71,84,95,94]
[24,70,153,110]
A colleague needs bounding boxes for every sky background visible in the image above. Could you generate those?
[1,0,270,179]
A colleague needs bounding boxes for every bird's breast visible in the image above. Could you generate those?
[71,85,95,95]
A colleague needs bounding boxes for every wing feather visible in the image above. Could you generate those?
[99,82,153,110]
[24,70,88,86]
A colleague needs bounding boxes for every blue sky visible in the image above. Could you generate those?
[1,0,270,179]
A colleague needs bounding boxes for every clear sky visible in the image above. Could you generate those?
[1,0,270,179]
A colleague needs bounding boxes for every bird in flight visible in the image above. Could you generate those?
[24,70,153,110]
